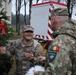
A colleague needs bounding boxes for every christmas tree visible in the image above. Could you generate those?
[0,1,14,74]
[0,7,14,46]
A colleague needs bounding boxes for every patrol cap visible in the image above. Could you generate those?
[22,25,34,32]
[51,8,69,17]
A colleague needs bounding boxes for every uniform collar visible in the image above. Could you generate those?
[20,39,34,47]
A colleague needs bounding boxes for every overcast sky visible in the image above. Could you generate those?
[12,0,76,20]
[12,0,42,15]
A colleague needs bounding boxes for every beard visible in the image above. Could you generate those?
[51,22,57,31]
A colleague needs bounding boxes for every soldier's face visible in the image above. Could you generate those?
[51,16,63,31]
[22,31,34,40]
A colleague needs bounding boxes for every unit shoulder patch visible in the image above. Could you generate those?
[48,45,59,62]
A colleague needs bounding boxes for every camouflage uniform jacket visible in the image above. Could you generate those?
[36,20,76,75]
[44,20,76,75]
[6,39,44,75]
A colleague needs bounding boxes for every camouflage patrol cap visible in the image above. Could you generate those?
[22,25,34,32]
[51,8,69,17]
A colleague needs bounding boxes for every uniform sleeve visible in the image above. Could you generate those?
[33,42,45,65]
[35,44,44,55]
[6,43,16,58]
[45,34,75,75]
[7,39,21,57]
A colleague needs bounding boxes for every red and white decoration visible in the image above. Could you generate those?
[34,34,49,40]
[31,1,66,41]
[0,20,7,34]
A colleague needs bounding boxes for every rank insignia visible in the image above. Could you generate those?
[50,45,59,52]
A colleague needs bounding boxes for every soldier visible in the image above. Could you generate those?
[0,46,13,75]
[0,25,45,75]
[33,8,76,75]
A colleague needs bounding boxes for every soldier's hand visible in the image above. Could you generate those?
[0,46,6,54]
[37,56,46,63]
[33,70,44,75]
[24,52,34,60]
[33,70,37,75]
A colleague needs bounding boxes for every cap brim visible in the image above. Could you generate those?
[23,29,33,32]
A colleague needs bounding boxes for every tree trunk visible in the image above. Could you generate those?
[16,0,21,35]
[24,0,27,25]
[70,0,74,19]
[36,0,39,4]
[28,0,32,25]
[17,0,21,35]
[16,0,18,32]
[67,0,71,18]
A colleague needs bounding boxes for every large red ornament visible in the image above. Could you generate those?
[0,21,7,34]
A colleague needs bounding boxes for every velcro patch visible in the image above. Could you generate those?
[48,52,57,62]
[48,45,59,62]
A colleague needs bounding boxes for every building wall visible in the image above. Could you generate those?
[0,1,12,24]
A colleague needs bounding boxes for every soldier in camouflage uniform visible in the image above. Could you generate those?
[33,8,76,75]
[0,25,45,75]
